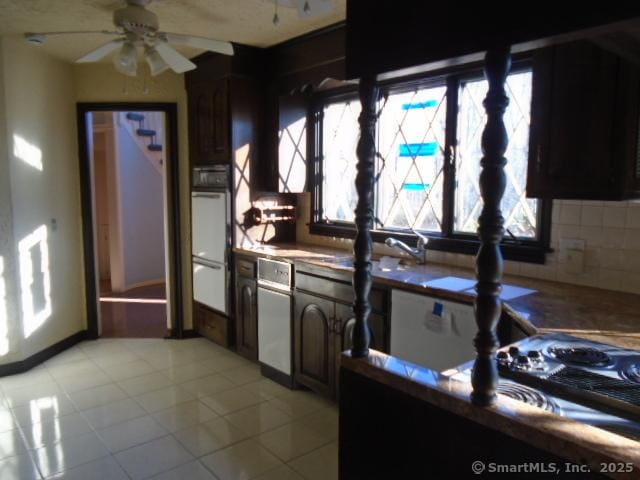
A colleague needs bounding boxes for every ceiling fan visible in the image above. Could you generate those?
[24,0,233,77]
[271,0,334,25]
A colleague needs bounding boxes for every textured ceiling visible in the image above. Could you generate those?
[0,0,346,63]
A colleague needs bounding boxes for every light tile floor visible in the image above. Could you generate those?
[0,338,338,479]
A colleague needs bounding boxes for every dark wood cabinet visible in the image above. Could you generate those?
[188,77,229,166]
[333,306,386,397]
[193,301,231,347]
[527,40,640,200]
[293,291,335,398]
[235,276,258,361]
[186,47,263,171]
[293,271,389,400]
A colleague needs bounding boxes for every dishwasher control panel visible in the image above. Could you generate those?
[257,258,292,291]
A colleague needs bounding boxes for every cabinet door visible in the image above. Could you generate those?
[527,42,619,199]
[210,78,230,164]
[293,292,335,397]
[335,304,386,354]
[188,78,229,166]
[334,305,386,398]
[236,277,258,361]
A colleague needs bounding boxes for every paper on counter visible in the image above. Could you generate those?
[500,284,537,300]
[423,276,476,292]
[378,256,401,271]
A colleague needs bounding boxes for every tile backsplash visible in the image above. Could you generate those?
[295,193,640,295]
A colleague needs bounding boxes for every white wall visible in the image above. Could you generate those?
[0,35,86,362]
[115,120,166,290]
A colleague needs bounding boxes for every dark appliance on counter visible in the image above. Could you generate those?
[451,333,640,440]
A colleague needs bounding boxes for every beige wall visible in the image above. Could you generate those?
[74,64,193,329]
[0,35,86,362]
[296,193,640,295]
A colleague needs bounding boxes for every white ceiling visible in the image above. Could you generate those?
[0,0,346,63]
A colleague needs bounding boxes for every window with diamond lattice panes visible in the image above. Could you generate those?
[322,99,361,222]
[455,70,536,238]
[376,85,447,231]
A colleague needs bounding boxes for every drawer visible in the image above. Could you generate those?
[194,301,230,347]
[236,258,256,278]
[296,272,386,313]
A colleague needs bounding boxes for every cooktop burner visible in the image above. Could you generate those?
[621,362,640,384]
[498,383,559,413]
[548,346,612,367]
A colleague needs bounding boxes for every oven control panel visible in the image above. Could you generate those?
[257,258,292,291]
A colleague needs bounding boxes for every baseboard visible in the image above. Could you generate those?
[165,329,199,339]
[0,330,89,377]
[260,362,296,389]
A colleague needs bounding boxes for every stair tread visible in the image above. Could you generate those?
[126,113,145,121]
[136,128,156,137]
[147,144,163,151]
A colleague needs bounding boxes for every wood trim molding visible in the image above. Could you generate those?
[76,102,184,339]
[0,330,88,377]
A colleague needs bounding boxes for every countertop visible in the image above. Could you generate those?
[234,243,640,350]
[236,242,640,473]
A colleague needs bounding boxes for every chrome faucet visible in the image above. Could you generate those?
[384,230,429,264]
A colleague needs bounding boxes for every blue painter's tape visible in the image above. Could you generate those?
[401,100,438,110]
[403,183,430,191]
[432,302,444,317]
[399,142,438,157]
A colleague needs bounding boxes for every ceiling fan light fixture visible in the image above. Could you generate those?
[145,47,168,76]
[113,41,137,76]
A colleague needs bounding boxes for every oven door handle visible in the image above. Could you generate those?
[193,257,223,269]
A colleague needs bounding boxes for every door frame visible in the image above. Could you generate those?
[76,102,184,339]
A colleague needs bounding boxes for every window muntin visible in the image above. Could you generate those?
[376,85,447,231]
[316,67,544,254]
[321,99,361,222]
[455,70,536,238]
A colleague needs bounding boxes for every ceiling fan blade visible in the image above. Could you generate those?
[76,39,124,63]
[154,42,196,73]
[160,33,234,56]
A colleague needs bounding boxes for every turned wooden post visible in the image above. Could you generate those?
[351,75,378,358]
[471,47,511,406]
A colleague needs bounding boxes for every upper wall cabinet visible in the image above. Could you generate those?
[188,77,229,166]
[526,41,640,200]
[186,46,264,169]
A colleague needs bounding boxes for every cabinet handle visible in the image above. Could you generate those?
[192,193,221,199]
[333,318,342,335]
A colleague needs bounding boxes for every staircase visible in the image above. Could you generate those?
[120,112,164,174]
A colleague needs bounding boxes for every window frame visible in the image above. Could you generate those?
[309,59,552,264]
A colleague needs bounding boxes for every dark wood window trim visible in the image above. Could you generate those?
[309,58,552,264]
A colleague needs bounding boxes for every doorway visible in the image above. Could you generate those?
[77,103,183,339]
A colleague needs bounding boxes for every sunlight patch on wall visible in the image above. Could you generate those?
[18,225,52,338]
[13,135,43,171]
[0,257,9,355]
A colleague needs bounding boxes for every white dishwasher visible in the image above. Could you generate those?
[257,258,293,383]
[390,289,477,371]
